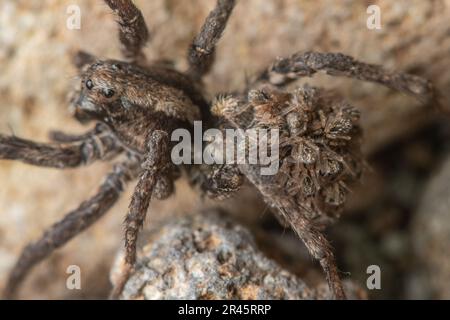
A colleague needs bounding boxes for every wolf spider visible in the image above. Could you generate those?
[0,0,437,300]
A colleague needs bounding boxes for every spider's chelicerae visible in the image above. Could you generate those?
[0,0,438,299]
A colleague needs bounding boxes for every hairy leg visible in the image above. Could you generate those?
[256,51,438,104]
[239,159,347,299]
[104,0,150,64]
[285,210,346,300]
[110,130,171,299]
[3,155,141,299]
[187,0,236,79]
[0,125,123,168]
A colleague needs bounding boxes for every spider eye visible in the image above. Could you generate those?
[111,63,121,71]
[85,79,94,90]
[102,88,115,98]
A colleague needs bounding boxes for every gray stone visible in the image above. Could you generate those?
[111,211,366,300]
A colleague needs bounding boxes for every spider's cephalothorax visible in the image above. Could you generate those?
[0,0,438,300]
[74,60,203,153]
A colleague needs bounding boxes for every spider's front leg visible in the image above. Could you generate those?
[104,0,150,64]
[256,51,438,105]
[187,0,236,79]
[110,130,173,299]
[2,154,141,299]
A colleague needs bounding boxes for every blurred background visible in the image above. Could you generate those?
[0,0,449,299]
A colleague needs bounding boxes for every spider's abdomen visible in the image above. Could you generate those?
[214,85,363,223]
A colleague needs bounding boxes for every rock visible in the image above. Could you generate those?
[410,154,450,299]
[111,211,366,300]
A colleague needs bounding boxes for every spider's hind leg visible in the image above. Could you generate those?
[187,0,236,80]
[256,51,438,105]
[104,0,150,64]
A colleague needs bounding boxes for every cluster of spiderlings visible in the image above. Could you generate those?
[247,85,363,220]
[211,85,363,220]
